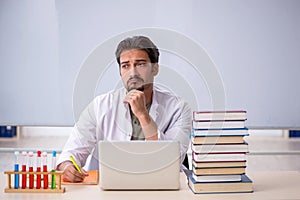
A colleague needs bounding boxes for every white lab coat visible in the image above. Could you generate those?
[57,86,192,170]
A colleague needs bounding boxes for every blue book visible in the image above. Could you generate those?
[289,130,300,137]
[188,174,253,194]
[0,126,17,137]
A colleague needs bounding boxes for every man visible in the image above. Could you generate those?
[57,36,192,182]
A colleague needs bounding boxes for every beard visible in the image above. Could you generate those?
[126,75,144,91]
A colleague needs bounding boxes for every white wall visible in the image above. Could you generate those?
[0,0,300,128]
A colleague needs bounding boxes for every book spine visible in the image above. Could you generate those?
[192,152,247,162]
[192,120,245,130]
[188,110,253,194]
[191,143,248,154]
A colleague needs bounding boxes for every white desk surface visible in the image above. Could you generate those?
[1,171,300,200]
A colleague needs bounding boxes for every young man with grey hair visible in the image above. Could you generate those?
[57,36,192,182]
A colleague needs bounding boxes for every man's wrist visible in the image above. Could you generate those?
[57,161,73,171]
[145,133,158,140]
[140,116,158,140]
[136,112,151,126]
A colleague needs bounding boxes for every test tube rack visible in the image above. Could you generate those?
[4,171,65,193]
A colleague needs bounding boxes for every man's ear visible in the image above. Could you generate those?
[118,66,121,76]
[152,63,159,76]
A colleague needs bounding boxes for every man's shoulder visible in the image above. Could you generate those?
[153,86,191,118]
[153,86,189,109]
[93,88,125,102]
[154,86,183,101]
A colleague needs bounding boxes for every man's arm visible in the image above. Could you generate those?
[157,100,192,165]
[57,100,98,182]
[123,88,192,164]
[123,89,158,140]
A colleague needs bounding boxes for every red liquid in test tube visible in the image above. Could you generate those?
[28,152,34,189]
[36,151,41,189]
[21,151,27,189]
[42,152,48,189]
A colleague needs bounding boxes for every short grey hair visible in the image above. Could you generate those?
[115,36,160,65]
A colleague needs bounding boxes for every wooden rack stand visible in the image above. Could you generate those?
[4,171,65,193]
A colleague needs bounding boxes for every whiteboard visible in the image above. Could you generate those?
[0,0,299,128]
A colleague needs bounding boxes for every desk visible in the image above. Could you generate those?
[1,171,300,200]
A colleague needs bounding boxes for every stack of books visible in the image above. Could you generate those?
[188,110,253,194]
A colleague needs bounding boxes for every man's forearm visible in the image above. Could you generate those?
[139,114,158,140]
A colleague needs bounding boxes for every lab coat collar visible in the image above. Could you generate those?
[149,86,159,122]
[112,88,132,140]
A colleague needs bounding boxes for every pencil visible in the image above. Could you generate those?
[70,155,82,174]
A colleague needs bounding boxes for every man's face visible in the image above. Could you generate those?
[119,49,158,91]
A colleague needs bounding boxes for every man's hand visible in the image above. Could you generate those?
[123,89,150,125]
[123,89,158,140]
[57,161,88,183]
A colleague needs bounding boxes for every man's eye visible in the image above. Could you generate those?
[121,65,128,69]
[137,63,146,67]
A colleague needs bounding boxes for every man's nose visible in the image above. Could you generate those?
[128,65,139,76]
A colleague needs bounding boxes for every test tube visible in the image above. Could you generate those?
[28,151,34,189]
[36,150,41,189]
[42,152,48,189]
[21,151,27,189]
[14,151,19,189]
[51,151,57,189]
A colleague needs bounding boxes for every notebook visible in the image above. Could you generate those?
[62,170,99,185]
[98,140,180,190]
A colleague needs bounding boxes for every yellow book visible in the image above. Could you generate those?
[193,166,246,175]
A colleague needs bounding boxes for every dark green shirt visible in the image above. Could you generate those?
[130,104,151,140]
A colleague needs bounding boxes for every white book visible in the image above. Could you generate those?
[192,143,248,153]
[192,120,245,129]
[192,173,242,182]
[192,128,248,136]
[193,110,247,121]
[192,152,246,162]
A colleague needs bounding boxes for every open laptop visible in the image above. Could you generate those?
[98,140,180,190]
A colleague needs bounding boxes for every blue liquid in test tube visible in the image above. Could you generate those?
[14,151,20,189]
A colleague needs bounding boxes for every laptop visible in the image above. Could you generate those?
[98,140,180,190]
